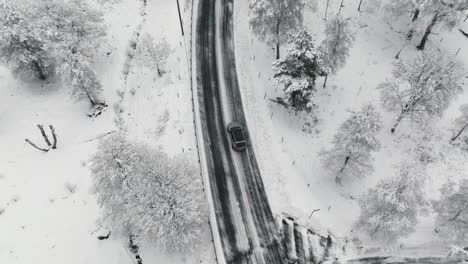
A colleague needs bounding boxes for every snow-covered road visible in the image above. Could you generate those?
[192,0,286,263]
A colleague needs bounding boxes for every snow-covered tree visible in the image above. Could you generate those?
[273,30,323,111]
[384,0,430,39]
[416,0,468,50]
[379,49,463,133]
[249,0,305,59]
[355,161,430,244]
[90,133,206,253]
[41,0,107,106]
[433,180,468,245]
[0,0,54,80]
[136,34,173,76]
[321,104,381,184]
[451,104,468,142]
[0,0,107,106]
[319,15,355,87]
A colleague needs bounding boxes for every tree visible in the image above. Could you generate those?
[249,0,305,59]
[433,180,468,245]
[41,0,107,106]
[355,161,430,244]
[321,104,381,184]
[379,49,463,133]
[0,0,107,106]
[90,133,206,253]
[136,34,173,76]
[0,0,54,80]
[416,0,468,50]
[273,30,323,111]
[319,15,355,87]
[451,104,468,142]
[384,0,430,39]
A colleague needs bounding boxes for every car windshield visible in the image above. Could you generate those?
[231,128,244,142]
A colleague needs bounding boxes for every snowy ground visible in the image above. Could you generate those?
[234,0,468,258]
[0,0,215,263]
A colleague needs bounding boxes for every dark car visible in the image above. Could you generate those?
[227,121,247,151]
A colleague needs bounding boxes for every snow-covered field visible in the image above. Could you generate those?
[0,0,215,263]
[234,0,468,258]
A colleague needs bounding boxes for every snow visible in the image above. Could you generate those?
[234,0,468,258]
[0,0,215,263]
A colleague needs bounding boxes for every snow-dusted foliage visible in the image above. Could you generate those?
[379,49,463,133]
[0,0,106,106]
[0,0,54,80]
[90,133,206,253]
[355,161,430,244]
[136,33,173,76]
[433,180,468,245]
[272,30,322,111]
[321,104,381,184]
[451,104,468,142]
[383,0,430,21]
[319,15,355,87]
[249,0,304,59]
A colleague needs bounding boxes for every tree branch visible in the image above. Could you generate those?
[25,139,49,152]
[37,124,52,147]
[49,125,58,149]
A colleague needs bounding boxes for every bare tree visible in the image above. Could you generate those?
[379,49,463,133]
[25,125,58,152]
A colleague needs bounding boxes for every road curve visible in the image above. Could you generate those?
[193,0,286,263]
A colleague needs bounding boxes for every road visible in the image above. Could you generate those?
[193,0,286,263]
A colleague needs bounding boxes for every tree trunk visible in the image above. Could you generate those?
[411,8,420,22]
[395,45,405,59]
[358,0,363,12]
[417,12,439,50]
[275,19,281,60]
[338,0,345,15]
[336,155,350,184]
[323,74,329,87]
[324,0,330,20]
[391,112,405,133]
[33,60,46,80]
[451,123,468,141]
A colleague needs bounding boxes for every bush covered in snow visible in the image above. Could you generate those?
[136,33,173,76]
[90,133,206,253]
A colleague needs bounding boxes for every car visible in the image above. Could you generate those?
[227,121,247,151]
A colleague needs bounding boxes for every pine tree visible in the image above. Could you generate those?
[249,0,305,59]
[355,161,430,244]
[90,133,206,253]
[136,34,173,76]
[321,104,381,184]
[319,15,355,87]
[379,49,463,133]
[451,104,468,142]
[0,0,54,80]
[433,180,468,245]
[273,30,322,111]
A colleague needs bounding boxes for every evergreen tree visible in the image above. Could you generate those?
[379,49,463,133]
[90,133,206,253]
[433,180,468,245]
[321,104,381,184]
[249,0,305,59]
[319,15,355,87]
[355,161,430,244]
[273,30,322,111]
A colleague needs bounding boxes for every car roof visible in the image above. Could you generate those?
[227,121,243,129]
